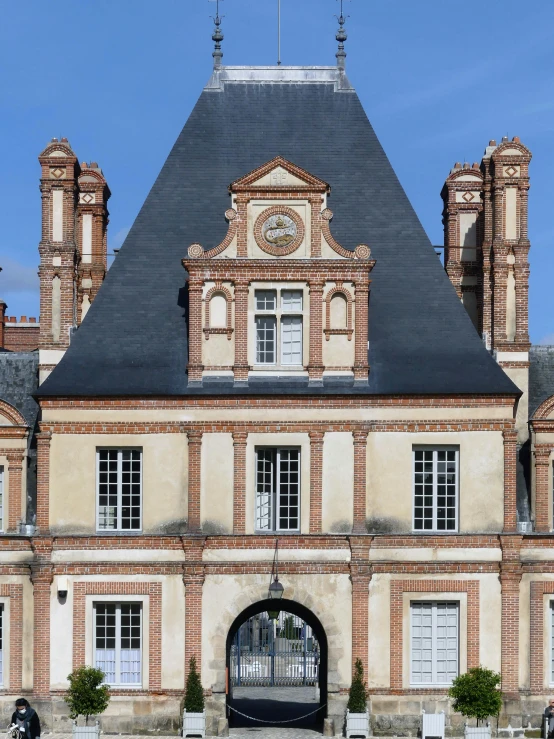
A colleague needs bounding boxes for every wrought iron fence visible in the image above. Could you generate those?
[230,610,320,687]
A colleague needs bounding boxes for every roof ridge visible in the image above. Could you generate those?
[205,65,354,92]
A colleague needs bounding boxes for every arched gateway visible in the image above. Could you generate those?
[226,599,328,728]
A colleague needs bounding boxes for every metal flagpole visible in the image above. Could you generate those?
[277,0,281,65]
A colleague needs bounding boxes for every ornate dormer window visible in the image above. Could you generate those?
[183,156,375,385]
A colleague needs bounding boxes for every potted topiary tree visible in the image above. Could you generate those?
[346,658,370,738]
[65,665,110,739]
[448,666,502,739]
[183,656,206,738]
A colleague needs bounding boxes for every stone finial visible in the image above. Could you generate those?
[336,0,349,70]
[210,0,224,69]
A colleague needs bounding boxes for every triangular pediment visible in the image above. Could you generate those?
[231,156,330,192]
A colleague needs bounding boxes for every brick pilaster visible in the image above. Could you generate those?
[534,446,552,532]
[352,430,368,533]
[233,431,248,534]
[308,281,324,383]
[187,280,204,383]
[353,283,369,381]
[350,538,371,679]
[36,431,51,533]
[309,431,324,533]
[503,429,517,532]
[31,561,53,697]
[187,431,203,532]
[500,536,523,696]
[309,196,323,258]
[6,451,25,532]
[233,280,249,383]
[183,546,204,684]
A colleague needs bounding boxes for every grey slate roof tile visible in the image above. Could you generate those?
[37,72,518,398]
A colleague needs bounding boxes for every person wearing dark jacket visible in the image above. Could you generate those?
[544,699,554,738]
[10,699,40,739]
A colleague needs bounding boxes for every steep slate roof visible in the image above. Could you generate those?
[38,66,518,398]
[529,346,554,416]
[0,352,39,426]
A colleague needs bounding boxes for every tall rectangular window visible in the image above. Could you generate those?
[97,449,142,531]
[0,466,4,533]
[254,289,303,367]
[94,603,142,686]
[255,448,300,532]
[0,604,3,686]
[413,447,459,532]
[411,602,458,686]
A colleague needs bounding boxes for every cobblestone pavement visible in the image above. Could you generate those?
[229,728,323,738]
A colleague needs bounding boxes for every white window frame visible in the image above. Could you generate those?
[0,603,4,687]
[412,446,459,533]
[254,289,304,368]
[255,447,301,533]
[0,465,4,533]
[96,448,143,532]
[94,602,142,687]
[410,601,459,687]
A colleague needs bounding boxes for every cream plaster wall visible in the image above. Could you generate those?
[201,281,235,367]
[367,573,501,690]
[503,365,529,444]
[366,431,504,533]
[41,403,515,425]
[49,575,185,691]
[248,201,310,258]
[320,233,348,260]
[245,433,309,534]
[505,187,518,240]
[49,434,188,534]
[322,432,353,532]
[0,577,34,690]
[201,573,351,693]
[201,433,233,533]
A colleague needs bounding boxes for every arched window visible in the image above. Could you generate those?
[204,284,233,340]
[324,286,353,341]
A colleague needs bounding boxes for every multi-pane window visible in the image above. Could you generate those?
[97,449,142,531]
[413,447,459,532]
[256,448,300,532]
[411,602,458,686]
[255,289,303,366]
[0,605,3,686]
[0,466,3,532]
[94,603,142,686]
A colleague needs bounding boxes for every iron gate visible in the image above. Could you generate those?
[230,610,320,687]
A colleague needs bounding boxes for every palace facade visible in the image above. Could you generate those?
[1,47,554,737]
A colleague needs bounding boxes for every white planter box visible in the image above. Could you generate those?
[465,723,491,739]
[183,710,206,738]
[346,709,370,738]
[72,721,100,739]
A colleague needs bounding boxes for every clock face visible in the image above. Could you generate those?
[262,214,297,248]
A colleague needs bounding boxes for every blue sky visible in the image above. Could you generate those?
[1,0,553,343]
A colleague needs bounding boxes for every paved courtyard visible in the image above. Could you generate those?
[229,686,321,731]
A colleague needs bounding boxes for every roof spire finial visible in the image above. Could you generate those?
[209,0,224,69]
[335,0,350,70]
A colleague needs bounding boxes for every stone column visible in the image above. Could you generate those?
[233,279,249,383]
[6,451,25,532]
[233,431,248,534]
[352,430,368,534]
[308,281,324,384]
[35,432,51,533]
[500,536,523,697]
[187,431,203,533]
[534,446,552,532]
[31,562,53,698]
[353,283,369,381]
[187,279,204,383]
[309,431,324,533]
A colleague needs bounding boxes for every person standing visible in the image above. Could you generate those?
[10,699,40,739]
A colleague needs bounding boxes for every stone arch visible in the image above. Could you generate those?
[206,577,344,696]
[533,394,554,420]
[325,284,353,340]
[204,283,233,339]
[0,400,27,427]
